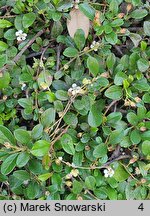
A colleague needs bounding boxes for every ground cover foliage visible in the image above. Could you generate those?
[0,0,150,200]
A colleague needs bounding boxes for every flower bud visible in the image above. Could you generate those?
[117,13,125,18]
[120,28,127,34]
[127,3,132,12]
[4,142,11,149]
[85,145,90,151]
[65,181,72,187]
[134,97,141,103]
[140,126,146,132]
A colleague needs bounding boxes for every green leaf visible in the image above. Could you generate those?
[63,47,78,57]
[93,143,107,158]
[0,19,12,28]
[41,108,56,128]
[14,129,31,145]
[106,187,117,200]
[61,134,75,155]
[144,21,150,36]
[142,141,150,156]
[137,58,149,72]
[107,178,118,189]
[131,9,148,19]
[31,140,50,157]
[79,3,95,20]
[13,170,30,181]
[72,180,83,194]
[4,29,16,40]
[55,90,69,101]
[88,103,102,127]
[0,125,16,145]
[109,130,124,145]
[105,32,118,45]
[105,85,122,100]
[0,54,7,68]
[107,112,122,124]
[31,124,43,140]
[26,182,40,199]
[127,112,138,126]
[85,176,96,190]
[63,112,78,127]
[38,173,52,182]
[74,29,85,51]
[23,12,36,28]
[113,164,129,182]
[0,72,10,89]
[51,21,63,38]
[16,152,30,168]
[111,19,124,27]
[0,41,8,52]
[137,107,147,121]
[73,152,83,166]
[133,78,150,92]
[109,1,119,14]
[87,56,99,76]
[129,33,142,47]
[106,53,116,69]
[1,153,18,175]
[114,71,127,86]
[130,129,141,144]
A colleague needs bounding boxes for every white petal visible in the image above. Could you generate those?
[19,30,23,33]
[104,169,108,174]
[17,37,22,41]
[15,32,20,36]
[23,33,27,37]
[72,83,77,88]
[21,36,26,40]
[104,173,109,178]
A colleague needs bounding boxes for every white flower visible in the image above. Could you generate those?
[90,41,100,51]
[68,83,82,96]
[71,83,77,88]
[16,30,27,42]
[58,157,63,161]
[104,167,114,178]
[21,83,26,90]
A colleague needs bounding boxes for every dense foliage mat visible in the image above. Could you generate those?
[0,0,150,200]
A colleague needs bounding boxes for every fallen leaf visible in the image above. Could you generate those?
[67,8,90,38]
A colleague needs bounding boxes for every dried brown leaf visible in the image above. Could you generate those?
[67,9,90,39]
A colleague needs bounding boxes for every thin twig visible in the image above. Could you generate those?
[104,100,118,116]
[0,29,45,76]
[61,154,131,170]
[56,44,62,71]
[50,125,70,152]
[0,15,16,18]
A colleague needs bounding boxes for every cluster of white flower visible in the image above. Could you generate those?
[68,83,83,96]
[16,30,27,42]
[90,41,100,51]
[104,167,115,178]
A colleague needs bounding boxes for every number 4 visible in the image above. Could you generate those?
[138,203,144,211]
